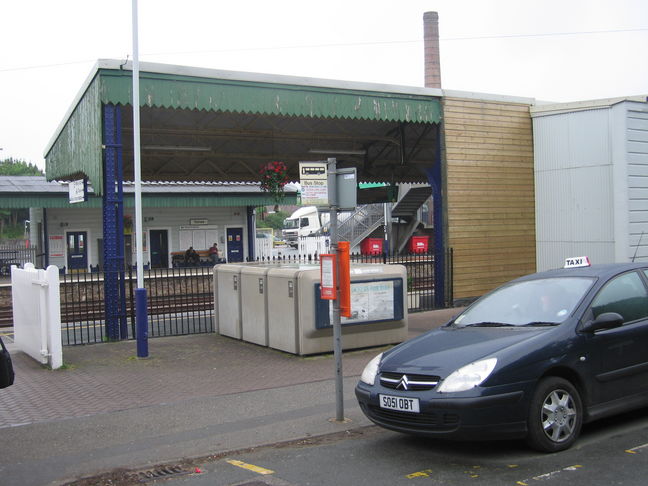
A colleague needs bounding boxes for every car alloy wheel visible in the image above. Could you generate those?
[526,377,583,452]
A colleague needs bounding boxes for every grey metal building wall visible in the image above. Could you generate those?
[625,102,648,261]
[532,99,648,271]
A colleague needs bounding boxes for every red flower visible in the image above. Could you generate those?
[259,161,289,203]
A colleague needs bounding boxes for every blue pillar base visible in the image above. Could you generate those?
[135,287,149,358]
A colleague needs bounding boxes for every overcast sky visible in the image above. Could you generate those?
[1,0,646,170]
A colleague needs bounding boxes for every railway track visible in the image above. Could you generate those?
[0,307,12,327]
[0,294,214,328]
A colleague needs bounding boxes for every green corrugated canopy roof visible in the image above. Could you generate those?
[45,60,442,196]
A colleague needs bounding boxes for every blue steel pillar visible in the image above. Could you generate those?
[427,122,446,308]
[246,206,255,261]
[103,104,128,340]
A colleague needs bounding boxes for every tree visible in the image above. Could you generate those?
[256,207,289,231]
[0,158,43,240]
[0,157,43,176]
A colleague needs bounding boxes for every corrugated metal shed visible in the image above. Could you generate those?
[45,60,443,196]
[531,96,648,270]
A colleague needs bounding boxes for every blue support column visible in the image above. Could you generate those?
[135,288,148,357]
[102,104,127,340]
[115,114,128,339]
[434,122,446,308]
[427,122,446,308]
[246,206,255,261]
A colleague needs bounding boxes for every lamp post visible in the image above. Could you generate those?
[132,0,148,358]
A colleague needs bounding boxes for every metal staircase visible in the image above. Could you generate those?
[391,186,433,220]
[390,186,433,253]
[319,185,432,252]
[336,204,385,249]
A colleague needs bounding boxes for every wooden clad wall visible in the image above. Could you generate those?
[443,97,536,300]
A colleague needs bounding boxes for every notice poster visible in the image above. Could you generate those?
[314,278,404,329]
[340,281,395,324]
[301,179,329,206]
[49,235,65,258]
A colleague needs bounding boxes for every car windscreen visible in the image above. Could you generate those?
[283,219,299,229]
[453,277,595,327]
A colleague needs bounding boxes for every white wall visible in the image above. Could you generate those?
[35,206,249,270]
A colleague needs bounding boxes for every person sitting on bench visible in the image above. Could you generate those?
[208,243,222,264]
[184,246,200,266]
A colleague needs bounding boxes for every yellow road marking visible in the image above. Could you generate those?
[406,469,432,479]
[226,459,274,475]
[627,443,648,453]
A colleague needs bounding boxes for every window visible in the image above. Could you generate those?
[590,272,648,323]
[454,277,594,326]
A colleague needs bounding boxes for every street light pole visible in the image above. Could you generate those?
[132,0,148,358]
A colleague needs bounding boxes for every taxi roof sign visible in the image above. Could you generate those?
[564,256,591,268]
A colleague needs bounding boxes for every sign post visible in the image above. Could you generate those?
[327,157,344,422]
[316,157,357,422]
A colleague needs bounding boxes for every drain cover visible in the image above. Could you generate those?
[137,465,190,481]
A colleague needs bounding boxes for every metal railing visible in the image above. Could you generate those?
[254,248,440,313]
[0,246,37,276]
[42,244,450,345]
[60,265,214,345]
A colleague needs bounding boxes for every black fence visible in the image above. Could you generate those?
[0,246,38,276]
[352,251,436,312]
[60,266,214,345]
[254,250,441,312]
[60,251,447,346]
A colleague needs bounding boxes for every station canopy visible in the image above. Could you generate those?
[45,60,442,196]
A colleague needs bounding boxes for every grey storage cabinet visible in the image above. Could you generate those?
[241,266,272,346]
[215,264,244,339]
[216,263,408,355]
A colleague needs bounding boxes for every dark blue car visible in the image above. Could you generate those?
[355,260,648,452]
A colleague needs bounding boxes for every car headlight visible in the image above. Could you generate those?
[360,353,383,385]
[437,358,497,393]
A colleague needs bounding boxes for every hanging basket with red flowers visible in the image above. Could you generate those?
[259,161,289,204]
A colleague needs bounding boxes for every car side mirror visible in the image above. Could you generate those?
[582,312,624,333]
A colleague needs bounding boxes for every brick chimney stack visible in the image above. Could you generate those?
[423,11,442,89]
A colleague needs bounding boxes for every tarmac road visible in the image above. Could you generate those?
[0,308,460,486]
[54,404,648,486]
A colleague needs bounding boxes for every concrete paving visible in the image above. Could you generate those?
[0,308,461,486]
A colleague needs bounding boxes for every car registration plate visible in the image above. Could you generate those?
[379,394,420,413]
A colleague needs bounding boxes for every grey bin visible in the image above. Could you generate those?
[267,263,408,355]
[266,266,310,354]
[216,263,408,355]
[215,264,245,339]
[240,266,272,346]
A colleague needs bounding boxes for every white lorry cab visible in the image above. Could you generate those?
[282,206,329,247]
